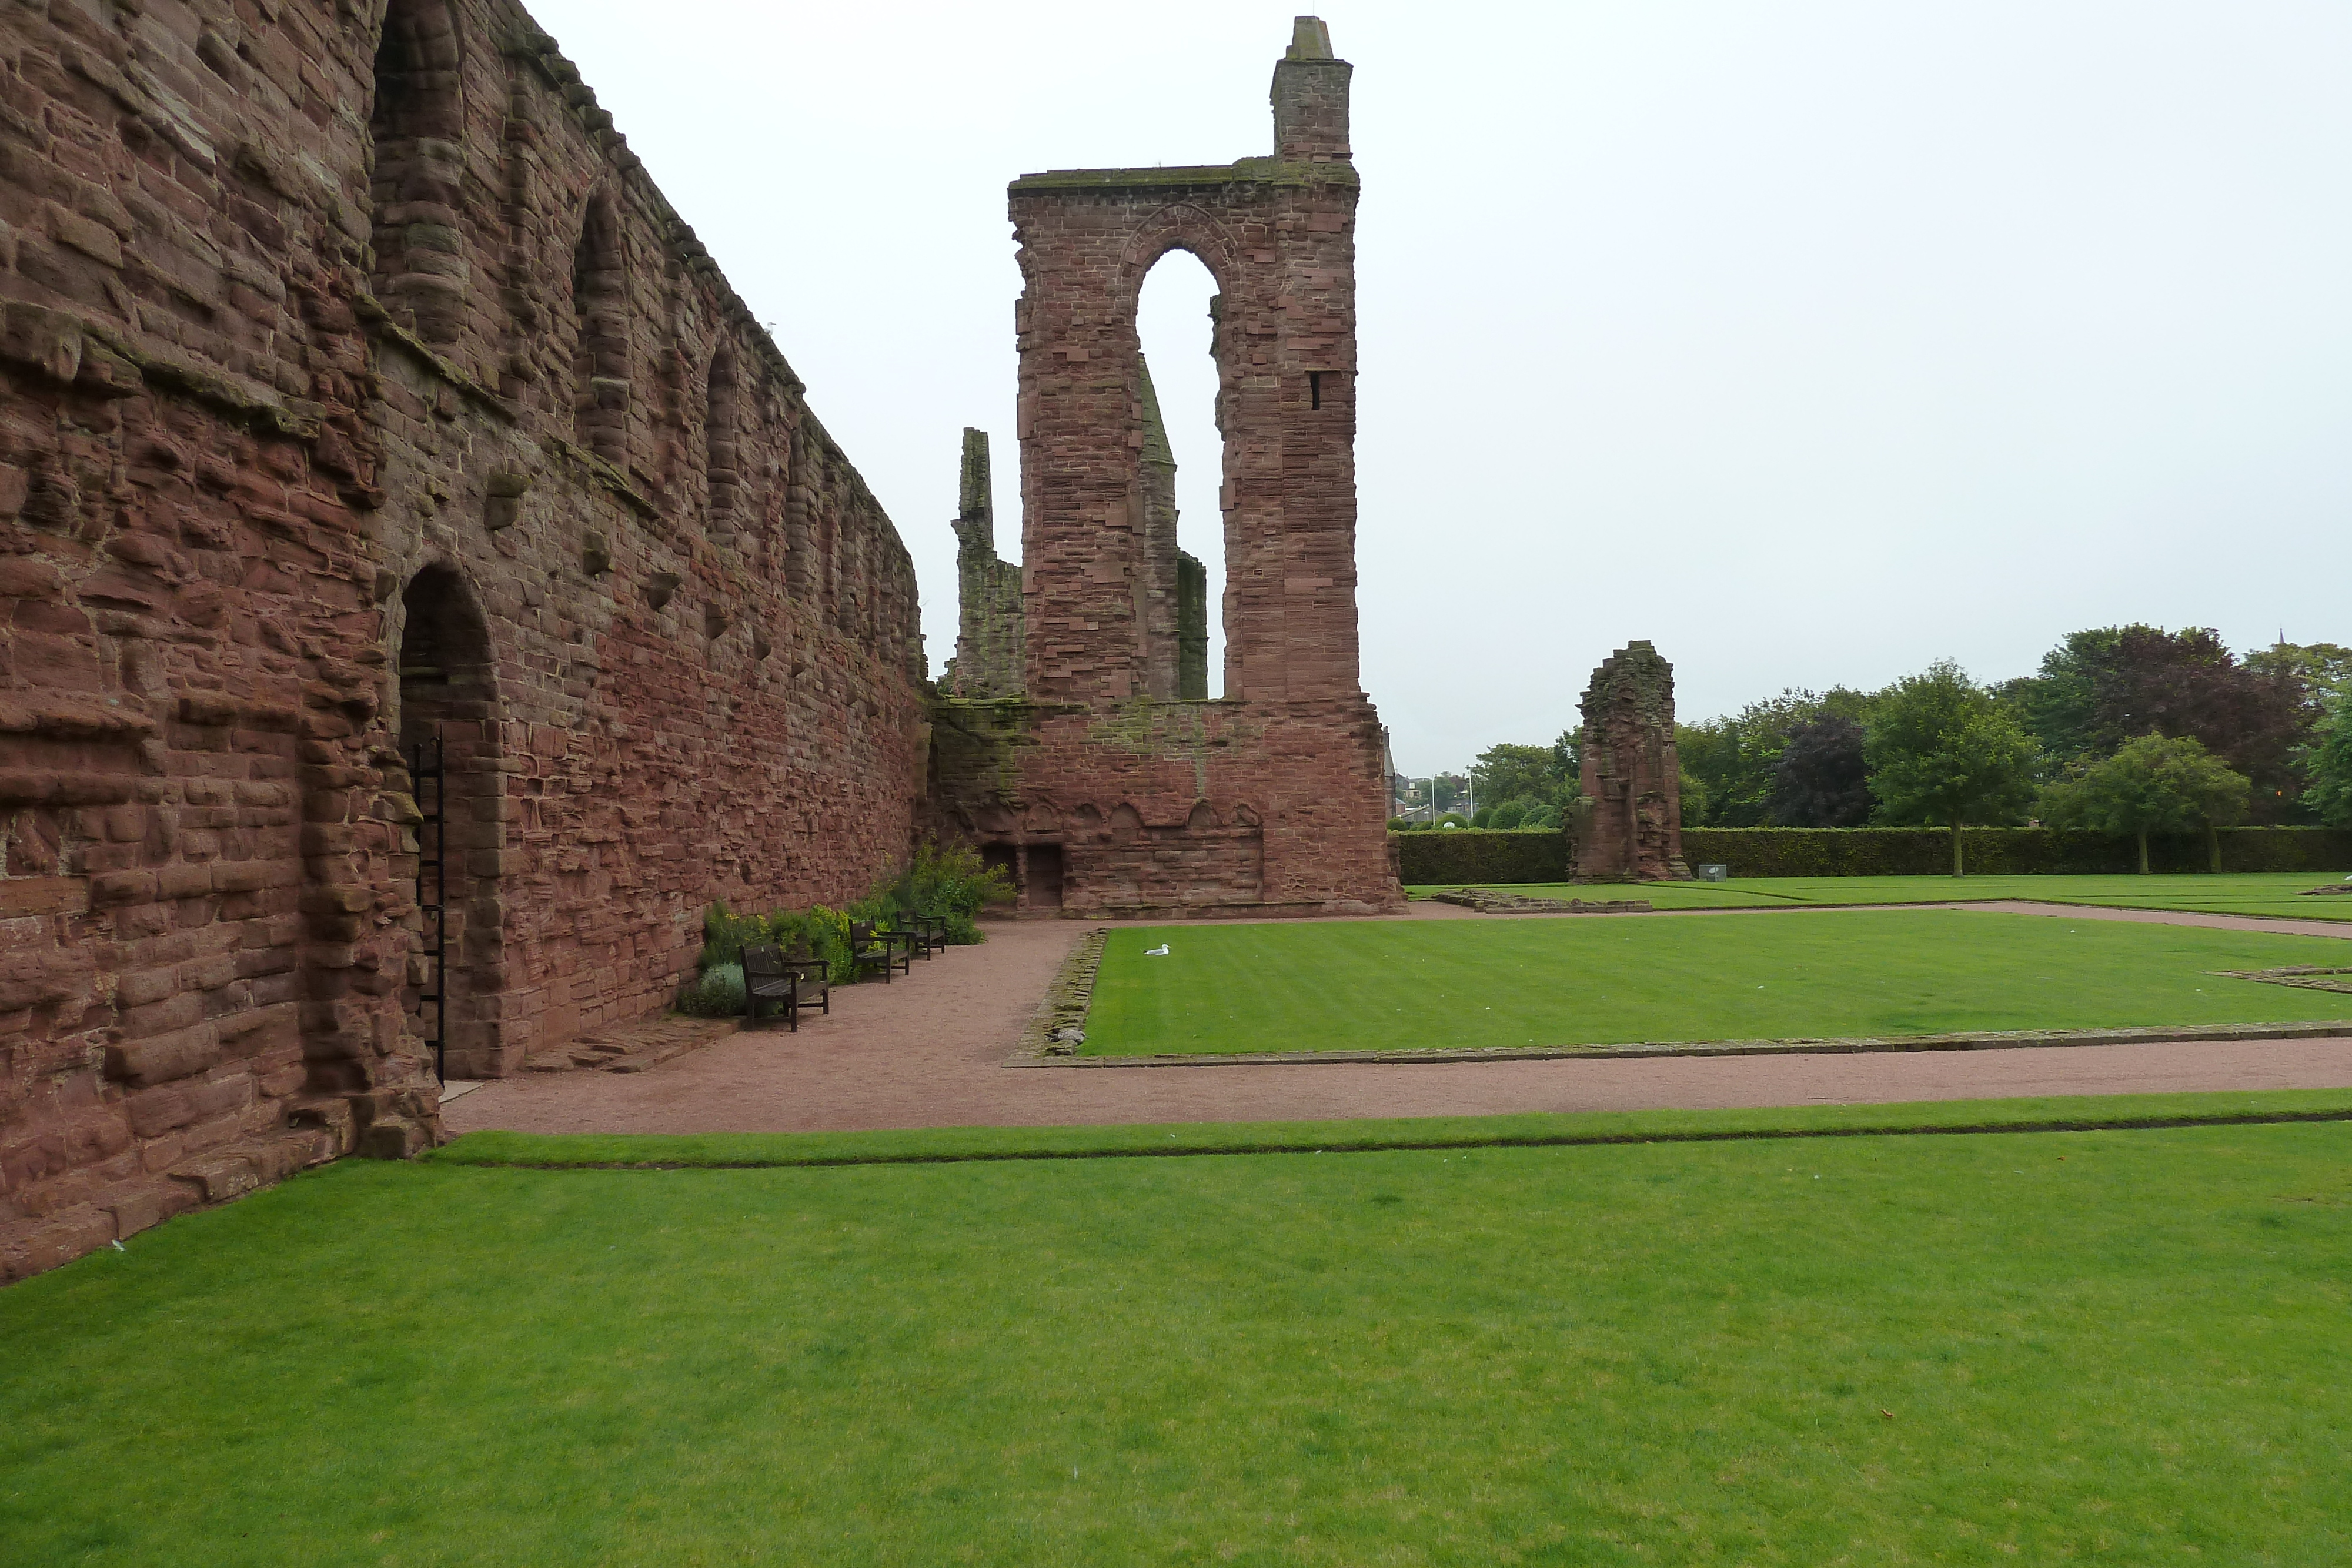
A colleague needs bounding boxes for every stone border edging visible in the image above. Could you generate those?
[2215,967,2352,995]
[1412,894,2352,926]
[1015,928,1108,1058]
[435,1107,2352,1171]
[1007,1019,2352,1070]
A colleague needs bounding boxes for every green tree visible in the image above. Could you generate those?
[1674,690,1851,827]
[2006,627,2319,817]
[1677,770,1710,828]
[1550,727,1581,781]
[1489,800,1543,830]
[2040,733,2251,873]
[2243,640,2352,700]
[1865,660,2041,876]
[1470,744,1563,812]
[2300,695,2352,828]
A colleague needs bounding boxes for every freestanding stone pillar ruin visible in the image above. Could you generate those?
[1573,642,1694,882]
[945,430,1023,698]
[928,17,1399,917]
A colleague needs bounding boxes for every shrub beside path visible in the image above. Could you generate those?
[442,901,2352,1138]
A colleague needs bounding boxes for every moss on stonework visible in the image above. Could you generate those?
[930,697,1055,801]
[1083,698,1257,799]
[932,697,1252,806]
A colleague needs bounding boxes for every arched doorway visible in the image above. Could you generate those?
[396,564,509,1077]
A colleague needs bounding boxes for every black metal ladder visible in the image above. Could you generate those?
[410,734,446,1082]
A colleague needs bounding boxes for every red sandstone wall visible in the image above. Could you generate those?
[931,696,1394,917]
[1,0,925,1283]
[928,25,1396,918]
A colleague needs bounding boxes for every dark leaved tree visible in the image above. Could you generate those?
[2009,626,2316,819]
[1766,714,1872,827]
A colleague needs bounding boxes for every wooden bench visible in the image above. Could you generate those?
[911,912,951,958]
[783,955,830,1018]
[742,946,835,1029]
[741,944,803,1030]
[884,913,940,960]
[848,921,911,982]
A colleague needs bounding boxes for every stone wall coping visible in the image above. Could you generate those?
[1010,156,1358,193]
[497,18,808,399]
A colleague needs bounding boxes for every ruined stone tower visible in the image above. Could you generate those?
[1573,642,1693,883]
[930,17,1399,916]
[946,430,1023,698]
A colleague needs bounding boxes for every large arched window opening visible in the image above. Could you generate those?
[368,0,466,343]
[1135,249,1224,698]
[572,192,629,462]
[396,565,510,1078]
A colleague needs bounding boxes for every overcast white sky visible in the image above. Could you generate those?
[534,1,2352,777]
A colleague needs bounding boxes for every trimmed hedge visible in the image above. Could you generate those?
[1392,828,1568,886]
[1389,826,2352,884]
[1680,827,2352,879]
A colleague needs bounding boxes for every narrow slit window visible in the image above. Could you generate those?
[1309,370,1322,410]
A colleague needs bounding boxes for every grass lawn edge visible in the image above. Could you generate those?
[428,1086,2352,1170]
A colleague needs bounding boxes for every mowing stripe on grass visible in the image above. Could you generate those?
[428,1087,2352,1171]
[1012,1018,2352,1068]
[1081,910,2352,1057]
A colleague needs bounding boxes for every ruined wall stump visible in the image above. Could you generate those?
[1573,641,1693,884]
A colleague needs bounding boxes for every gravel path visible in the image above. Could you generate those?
[442,902,2352,1137]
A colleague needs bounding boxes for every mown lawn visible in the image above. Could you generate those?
[1405,870,2352,921]
[1082,909,2352,1057]
[4,1110,2349,1565]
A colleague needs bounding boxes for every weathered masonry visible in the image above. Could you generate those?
[931,18,1400,918]
[1573,642,1692,883]
[1,0,924,1282]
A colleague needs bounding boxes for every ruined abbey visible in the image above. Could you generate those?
[931,18,1399,920]
[0,6,1398,1281]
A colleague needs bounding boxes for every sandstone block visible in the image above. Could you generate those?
[4,1205,118,1282]
[104,1025,218,1088]
[169,1154,258,1205]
